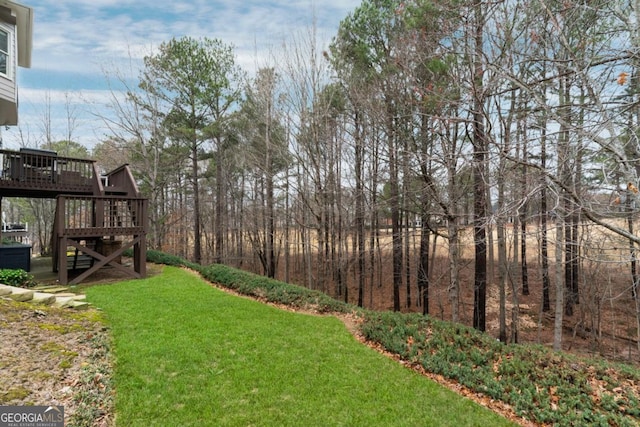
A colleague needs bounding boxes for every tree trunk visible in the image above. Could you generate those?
[521,134,529,296]
[214,144,225,264]
[264,98,276,279]
[284,163,290,283]
[192,145,201,265]
[541,125,551,312]
[448,217,460,323]
[418,211,430,315]
[388,115,402,312]
[472,0,487,331]
[355,111,366,308]
[497,189,507,343]
[369,140,380,308]
[554,217,564,351]
[403,139,412,309]
[265,167,275,278]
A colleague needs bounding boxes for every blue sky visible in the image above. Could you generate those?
[3,0,361,150]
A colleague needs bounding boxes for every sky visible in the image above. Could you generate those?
[2,0,361,150]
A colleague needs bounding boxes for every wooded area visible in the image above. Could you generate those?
[7,0,640,361]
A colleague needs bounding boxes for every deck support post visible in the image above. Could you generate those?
[58,236,68,285]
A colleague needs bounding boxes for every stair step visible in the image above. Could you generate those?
[67,255,93,270]
[7,287,34,302]
[52,296,74,308]
[32,292,56,305]
[3,285,89,311]
[34,286,70,294]
[68,301,89,310]
[53,297,89,310]
[54,292,76,298]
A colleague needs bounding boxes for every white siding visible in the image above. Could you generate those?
[0,20,17,125]
[0,75,16,104]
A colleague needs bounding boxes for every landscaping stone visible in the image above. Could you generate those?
[68,301,89,310]
[3,285,88,310]
[31,292,56,305]
[54,292,76,298]
[7,287,34,302]
[36,286,70,294]
[52,297,75,308]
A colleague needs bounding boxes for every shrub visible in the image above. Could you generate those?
[360,309,640,426]
[199,263,355,313]
[140,250,355,313]
[0,269,36,288]
[139,249,201,271]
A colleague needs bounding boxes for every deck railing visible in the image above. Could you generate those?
[54,195,147,284]
[0,148,97,194]
[56,195,148,238]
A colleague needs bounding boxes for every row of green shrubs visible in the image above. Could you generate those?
[144,250,356,313]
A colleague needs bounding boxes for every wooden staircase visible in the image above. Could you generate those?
[0,149,148,285]
[52,164,147,285]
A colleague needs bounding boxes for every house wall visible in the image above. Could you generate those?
[0,19,17,125]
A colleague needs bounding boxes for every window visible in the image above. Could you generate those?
[0,29,8,76]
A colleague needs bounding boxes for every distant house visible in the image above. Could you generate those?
[0,0,32,126]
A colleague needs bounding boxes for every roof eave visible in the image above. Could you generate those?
[0,1,32,68]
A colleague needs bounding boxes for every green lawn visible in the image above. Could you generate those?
[86,266,514,426]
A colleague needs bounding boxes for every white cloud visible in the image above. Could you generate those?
[28,0,359,72]
[19,87,118,106]
[7,0,362,149]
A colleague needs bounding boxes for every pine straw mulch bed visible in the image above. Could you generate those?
[0,298,113,426]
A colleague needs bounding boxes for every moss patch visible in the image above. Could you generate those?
[0,386,31,403]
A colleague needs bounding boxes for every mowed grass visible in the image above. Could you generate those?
[86,267,514,427]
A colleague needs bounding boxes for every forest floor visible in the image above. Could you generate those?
[336,255,640,366]
[455,262,636,365]
[279,224,640,366]
[0,296,113,425]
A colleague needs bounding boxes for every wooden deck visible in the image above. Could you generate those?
[0,148,148,285]
[0,148,98,197]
